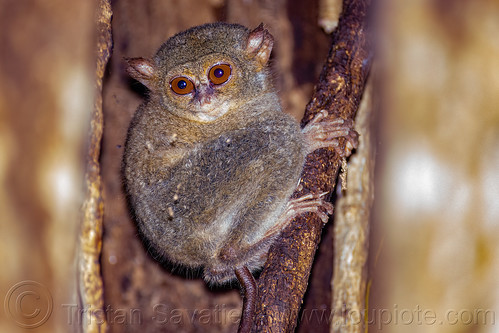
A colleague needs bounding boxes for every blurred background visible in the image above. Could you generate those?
[0,0,498,332]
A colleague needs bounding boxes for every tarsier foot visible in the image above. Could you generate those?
[264,192,334,238]
[302,109,359,157]
[283,192,334,223]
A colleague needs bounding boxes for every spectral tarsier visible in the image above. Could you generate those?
[123,22,356,330]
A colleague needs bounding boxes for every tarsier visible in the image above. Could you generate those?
[123,22,356,331]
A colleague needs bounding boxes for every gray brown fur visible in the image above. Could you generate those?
[123,23,307,283]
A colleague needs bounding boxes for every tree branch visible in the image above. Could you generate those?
[79,1,112,332]
[252,0,372,331]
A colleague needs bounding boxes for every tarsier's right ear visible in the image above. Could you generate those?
[125,57,156,90]
[245,24,274,71]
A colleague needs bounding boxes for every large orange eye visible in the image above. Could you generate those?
[170,77,195,95]
[208,64,231,85]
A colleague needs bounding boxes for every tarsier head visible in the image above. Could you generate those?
[126,23,274,122]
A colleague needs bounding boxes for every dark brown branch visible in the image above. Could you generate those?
[252,0,372,331]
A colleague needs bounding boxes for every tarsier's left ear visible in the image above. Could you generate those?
[124,57,156,90]
[245,23,274,70]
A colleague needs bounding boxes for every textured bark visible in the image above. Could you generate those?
[79,1,112,333]
[330,80,374,333]
[252,0,372,331]
[0,1,97,332]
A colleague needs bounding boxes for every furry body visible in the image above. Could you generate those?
[123,23,307,283]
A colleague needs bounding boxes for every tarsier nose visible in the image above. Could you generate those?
[196,84,214,105]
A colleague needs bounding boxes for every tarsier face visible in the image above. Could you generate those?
[125,23,274,123]
[164,55,240,122]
